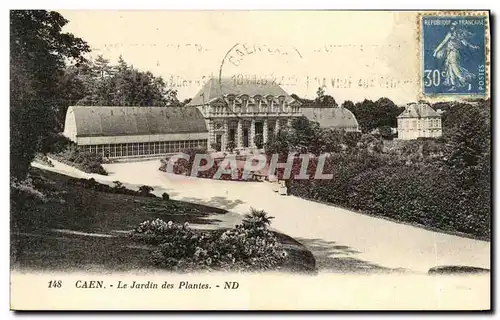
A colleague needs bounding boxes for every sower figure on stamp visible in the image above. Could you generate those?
[433,21,480,91]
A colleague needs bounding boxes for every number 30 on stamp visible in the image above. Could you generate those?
[421,14,488,96]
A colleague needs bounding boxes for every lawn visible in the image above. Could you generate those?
[11,168,316,273]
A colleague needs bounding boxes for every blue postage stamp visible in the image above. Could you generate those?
[422,15,487,96]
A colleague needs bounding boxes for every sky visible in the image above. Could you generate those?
[60,10,421,104]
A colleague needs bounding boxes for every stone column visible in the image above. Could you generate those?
[263,118,269,144]
[250,118,256,148]
[223,120,229,152]
[208,119,215,150]
[275,118,281,133]
[237,119,243,148]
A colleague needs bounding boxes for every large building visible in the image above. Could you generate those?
[187,78,359,151]
[63,106,208,158]
[397,102,442,140]
[186,78,303,151]
[63,78,360,158]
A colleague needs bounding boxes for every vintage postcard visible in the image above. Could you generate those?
[10,10,491,310]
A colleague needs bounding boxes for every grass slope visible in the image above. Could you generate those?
[11,168,316,273]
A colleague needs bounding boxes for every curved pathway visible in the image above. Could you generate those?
[34,158,490,274]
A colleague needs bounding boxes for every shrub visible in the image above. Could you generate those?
[226,140,236,153]
[34,153,54,167]
[10,177,48,207]
[289,147,490,239]
[160,150,259,182]
[40,132,74,154]
[378,125,393,140]
[132,210,286,272]
[112,180,123,188]
[162,192,170,201]
[67,178,159,198]
[138,185,155,197]
[52,145,108,175]
[210,142,221,151]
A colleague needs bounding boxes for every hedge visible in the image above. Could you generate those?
[289,155,490,239]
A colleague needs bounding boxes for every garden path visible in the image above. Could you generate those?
[34,158,490,274]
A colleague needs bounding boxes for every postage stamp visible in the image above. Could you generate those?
[421,15,487,96]
[10,10,491,311]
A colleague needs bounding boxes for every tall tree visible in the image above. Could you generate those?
[291,89,337,108]
[444,102,490,173]
[10,10,90,179]
[343,98,403,133]
[76,55,181,107]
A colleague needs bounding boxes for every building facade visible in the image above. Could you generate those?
[187,78,303,151]
[397,102,442,140]
[62,79,361,158]
[63,106,208,158]
[187,78,360,152]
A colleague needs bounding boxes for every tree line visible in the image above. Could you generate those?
[10,10,190,180]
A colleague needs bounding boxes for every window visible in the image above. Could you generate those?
[116,144,122,157]
[111,144,117,158]
[131,143,138,156]
[104,144,109,157]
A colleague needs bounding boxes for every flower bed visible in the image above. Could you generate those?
[131,209,286,272]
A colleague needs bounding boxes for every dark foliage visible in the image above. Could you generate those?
[51,146,108,175]
[10,10,90,180]
[342,98,404,133]
[68,177,159,198]
[159,148,260,182]
[138,185,155,197]
[131,209,286,272]
[286,101,490,239]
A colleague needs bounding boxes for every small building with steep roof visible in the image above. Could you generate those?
[63,106,208,158]
[397,102,442,140]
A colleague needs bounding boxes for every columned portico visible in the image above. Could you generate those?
[237,119,243,148]
[223,121,229,151]
[208,119,215,147]
[263,119,269,144]
[204,116,299,151]
[188,77,305,152]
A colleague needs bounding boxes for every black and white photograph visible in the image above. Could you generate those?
[8,8,491,310]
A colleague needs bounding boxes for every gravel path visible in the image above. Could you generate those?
[34,158,491,275]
